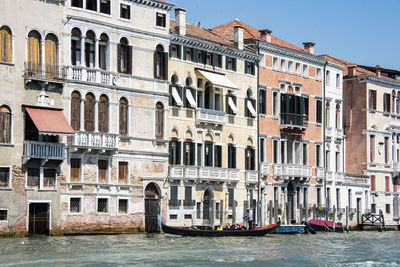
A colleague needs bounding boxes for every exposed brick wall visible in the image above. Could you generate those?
[12,165,26,196]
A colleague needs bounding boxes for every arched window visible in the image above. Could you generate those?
[245,139,255,170]
[118,37,131,74]
[154,44,167,80]
[71,28,81,66]
[227,135,236,169]
[98,95,109,133]
[84,93,95,131]
[392,90,396,114]
[245,89,256,117]
[99,33,108,70]
[204,82,212,109]
[170,74,183,107]
[155,102,164,139]
[335,103,341,129]
[119,97,128,136]
[27,30,41,75]
[45,34,58,78]
[85,30,95,68]
[0,26,12,63]
[0,105,11,143]
[71,91,81,131]
[397,92,400,114]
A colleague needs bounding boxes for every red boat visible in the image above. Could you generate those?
[308,219,344,232]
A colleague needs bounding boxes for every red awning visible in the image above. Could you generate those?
[25,107,74,135]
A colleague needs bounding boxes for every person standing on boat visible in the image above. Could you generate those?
[248,208,254,229]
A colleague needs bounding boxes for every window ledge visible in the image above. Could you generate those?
[0,188,12,191]
[68,213,84,216]
[155,25,166,30]
[0,143,14,147]
[38,189,57,192]
[0,62,14,67]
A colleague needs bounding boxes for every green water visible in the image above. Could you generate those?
[0,231,399,266]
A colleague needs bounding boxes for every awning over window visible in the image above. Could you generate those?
[197,69,239,91]
[172,87,183,106]
[186,88,197,108]
[228,96,238,114]
[247,100,257,117]
[25,107,74,135]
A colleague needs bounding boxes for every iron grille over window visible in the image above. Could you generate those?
[98,198,108,213]
[119,199,128,213]
[0,210,7,221]
[0,167,9,187]
[70,198,81,213]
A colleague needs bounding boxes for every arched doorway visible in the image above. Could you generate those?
[287,182,296,224]
[203,188,214,226]
[145,183,160,233]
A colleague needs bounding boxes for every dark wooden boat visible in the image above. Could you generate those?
[308,219,344,232]
[161,220,281,237]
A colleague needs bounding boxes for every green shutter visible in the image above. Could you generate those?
[197,143,202,166]
[190,142,195,165]
[233,146,236,168]
[245,148,249,170]
[177,45,181,59]
[183,46,187,61]
[183,141,187,165]
[169,85,173,106]
[169,140,173,164]
[176,141,181,164]
[233,58,237,71]
[193,48,198,63]
[212,53,217,67]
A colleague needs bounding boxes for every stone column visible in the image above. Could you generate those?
[40,40,45,76]
[94,99,99,132]
[80,35,85,66]
[80,98,85,131]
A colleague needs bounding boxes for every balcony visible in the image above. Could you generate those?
[316,168,325,178]
[24,62,66,83]
[260,163,269,175]
[280,113,307,131]
[65,65,113,85]
[198,167,227,182]
[392,162,400,173]
[183,200,196,207]
[246,171,258,184]
[68,131,119,152]
[273,164,311,179]
[169,166,240,183]
[23,141,65,164]
[168,199,181,208]
[342,173,369,187]
[228,169,240,183]
[169,165,198,180]
[196,108,226,125]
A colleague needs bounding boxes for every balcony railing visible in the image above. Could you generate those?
[273,164,312,177]
[343,173,369,186]
[183,200,196,207]
[280,113,306,129]
[260,163,269,175]
[170,166,240,183]
[228,169,240,182]
[65,65,113,85]
[198,167,227,182]
[392,162,400,172]
[23,141,65,160]
[24,62,66,81]
[317,168,325,178]
[196,108,226,125]
[246,171,258,184]
[168,199,181,207]
[68,131,119,150]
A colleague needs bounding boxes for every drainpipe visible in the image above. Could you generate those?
[256,39,261,226]
[323,60,328,211]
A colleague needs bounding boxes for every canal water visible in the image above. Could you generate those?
[0,231,399,266]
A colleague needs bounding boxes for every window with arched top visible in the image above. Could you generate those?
[392,90,396,114]
[245,89,256,118]
[99,33,109,70]
[155,102,164,139]
[245,142,255,170]
[84,93,95,131]
[98,95,109,133]
[397,92,400,115]
[45,34,58,78]
[227,136,236,169]
[85,30,95,68]
[154,44,167,80]
[170,74,183,107]
[204,82,212,109]
[119,97,128,136]
[0,26,12,63]
[71,91,81,131]
[335,103,341,129]
[71,28,81,66]
[118,37,131,74]
[27,30,41,74]
[0,105,11,143]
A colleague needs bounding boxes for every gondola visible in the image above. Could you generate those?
[160,220,281,237]
[307,219,344,232]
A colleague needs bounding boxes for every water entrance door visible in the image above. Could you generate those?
[28,203,49,235]
[287,182,295,224]
[145,183,160,233]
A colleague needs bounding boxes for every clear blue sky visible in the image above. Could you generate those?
[170,0,400,70]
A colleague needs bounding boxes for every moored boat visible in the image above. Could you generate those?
[274,224,306,234]
[161,220,281,237]
[308,219,344,232]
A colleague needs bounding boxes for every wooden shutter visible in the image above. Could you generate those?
[371,175,375,191]
[98,96,108,133]
[394,177,398,193]
[373,90,377,110]
[118,162,128,184]
[98,160,108,183]
[0,113,4,143]
[127,46,132,74]
[176,141,181,165]
[190,142,195,165]
[155,103,163,139]
[153,51,157,78]
[117,44,121,73]
[0,28,11,62]
[163,52,168,80]
[3,112,10,143]
[71,93,80,131]
[45,39,57,78]
[385,176,390,192]
[70,159,80,182]
[84,95,95,131]
[119,99,128,135]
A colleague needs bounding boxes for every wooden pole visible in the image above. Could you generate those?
[269,200,273,225]
[305,204,309,221]
[313,204,316,220]
[300,204,303,223]
[286,202,289,225]
[332,205,336,231]
[274,200,278,224]
[345,206,349,232]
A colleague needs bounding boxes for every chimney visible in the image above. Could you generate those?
[234,25,244,50]
[348,64,357,77]
[375,65,382,77]
[174,8,186,35]
[259,29,272,43]
[303,42,315,54]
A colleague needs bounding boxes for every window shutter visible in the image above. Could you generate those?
[228,145,232,168]
[251,148,255,170]
[183,46,186,61]
[245,148,249,170]
[71,97,80,131]
[245,61,248,74]
[251,63,255,75]
[127,46,132,74]
[233,146,236,168]
[153,51,157,79]
[373,91,377,110]
[169,85,173,106]
[183,141,187,165]
[176,141,181,165]
[169,140,173,164]
[212,53,217,67]
[233,58,237,71]
[244,97,248,117]
[177,45,181,59]
[190,142,195,165]
[163,52,168,80]
[117,44,121,73]
[0,113,4,143]
[193,48,198,63]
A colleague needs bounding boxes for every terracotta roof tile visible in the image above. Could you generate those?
[211,20,306,52]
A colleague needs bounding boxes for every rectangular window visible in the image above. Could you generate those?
[303,64,309,76]
[227,144,236,169]
[98,160,108,184]
[394,177,398,193]
[316,99,322,123]
[317,188,321,205]
[72,0,83,8]
[214,145,222,168]
[316,144,321,167]
[369,89,377,110]
[120,4,131,20]
[327,187,331,207]
[205,52,212,66]
[197,143,202,166]
[288,61,294,72]
[170,185,178,201]
[336,73,341,88]
[259,89,266,115]
[245,61,255,75]
[336,188,340,210]
[316,68,322,79]
[184,186,192,201]
[183,141,195,166]
[371,175,376,191]
[27,168,39,188]
[385,176,390,192]
[326,70,330,85]
[326,151,330,172]
[226,57,236,71]
[370,135,375,162]
[184,47,193,61]
[0,167,9,187]
[348,189,352,209]
[384,93,391,113]
[260,138,265,163]
[295,62,301,74]
[371,203,376,214]
[280,59,286,71]
[273,92,278,116]
[335,152,340,172]
[118,162,128,184]
[70,198,81,213]
[273,57,278,69]
[245,147,256,170]
[196,202,201,219]
[170,44,180,59]
[281,140,286,164]
[302,143,308,165]
[0,210,7,221]
[43,169,56,188]
[86,0,97,11]
[70,158,81,183]
[273,140,279,163]
[196,50,204,64]
[386,204,391,214]
[119,199,128,214]
[97,198,108,213]
[205,143,213,167]
[100,0,111,14]
[156,12,166,27]
[169,140,181,165]
[228,188,234,207]
[385,137,389,164]
[303,188,308,206]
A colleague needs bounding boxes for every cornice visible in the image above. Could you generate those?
[358,75,400,89]
[171,34,260,61]
[132,0,174,10]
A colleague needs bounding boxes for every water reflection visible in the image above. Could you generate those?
[0,232,399,266]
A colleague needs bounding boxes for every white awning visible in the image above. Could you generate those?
[197,69,239,90]
[228,96,238,114]
[172,87,183,106]
[247,100,257,117]
[186,88,197,108]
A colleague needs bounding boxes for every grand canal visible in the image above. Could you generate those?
[0,231,399,266]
